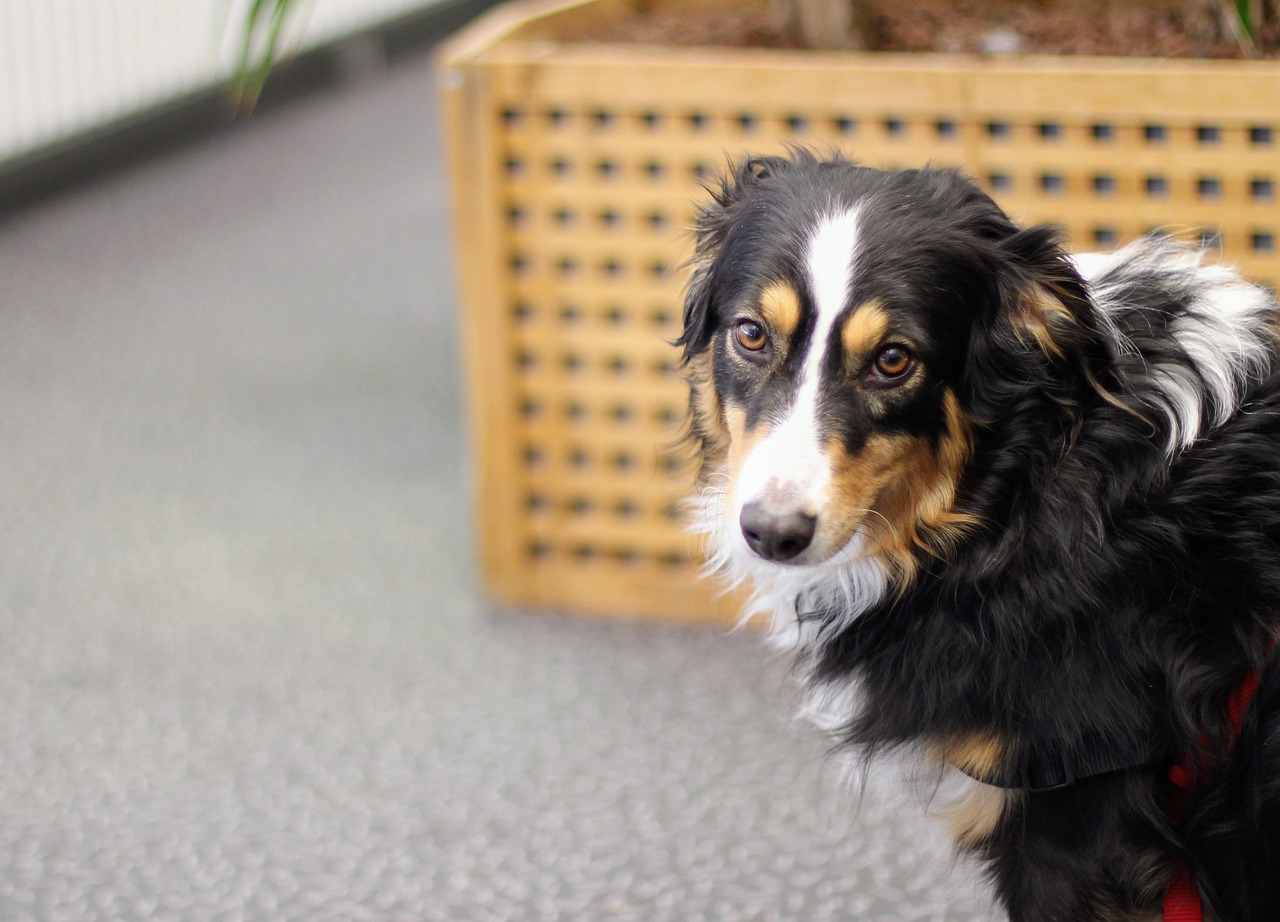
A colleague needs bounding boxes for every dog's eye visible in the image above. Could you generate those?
[872,344,914,380]
[733,319,769,354]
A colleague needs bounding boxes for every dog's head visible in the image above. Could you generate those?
[680,152,1101,583]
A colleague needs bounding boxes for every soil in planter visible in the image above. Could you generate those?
[559,0,1280,59]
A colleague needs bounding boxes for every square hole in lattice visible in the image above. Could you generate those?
[614,547,645,565]
[1197,177,1223,199]
[507,204,529,227]
[1199,229,1223,250]
[1145,176,1169,197]
[657,551,687,568]
[1253,232,1276,253]
[1093,175,1117,196]
[883,117,906,137]
[1251,179,1275,200]
[1091,123,1115,141]
[614,500,641,519]
[1037,122,1062,140]
[650,308,676,328]
[986,121,1011,139]
[1143,124,1168,143]
[833,116,857,135]
[1250,126,1275,145]
[1196,125,1221,144]
[608,403,634,423]
[988,173,1013,192]
[1093,227,1119,247]
[1039,173,1065,194]
[934,119,957,138]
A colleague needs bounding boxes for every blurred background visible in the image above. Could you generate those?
[0,1,997,920]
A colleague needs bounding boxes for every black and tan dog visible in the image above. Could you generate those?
[680,151,1280,921]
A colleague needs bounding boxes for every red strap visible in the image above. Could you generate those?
[1227,667,1262,736]
[1162,640,1271,922]
[1164,859,1202,922]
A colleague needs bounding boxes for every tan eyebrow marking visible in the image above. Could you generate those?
[759,282,802,340]
[840,299,890,357]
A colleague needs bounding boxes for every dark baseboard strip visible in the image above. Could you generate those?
[0,0,501,216]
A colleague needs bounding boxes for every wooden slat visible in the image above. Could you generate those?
[440,54,537,608]
[521,556,746,624]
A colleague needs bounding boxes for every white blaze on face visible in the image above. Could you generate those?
[732,208,862,543]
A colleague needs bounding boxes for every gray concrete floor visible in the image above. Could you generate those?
[0,42,996,922]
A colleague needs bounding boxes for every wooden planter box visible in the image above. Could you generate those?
[438,0,1280,623]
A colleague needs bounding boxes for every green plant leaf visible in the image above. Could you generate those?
[230,0,298,115]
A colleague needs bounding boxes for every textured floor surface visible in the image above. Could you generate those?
[0,37,996,922]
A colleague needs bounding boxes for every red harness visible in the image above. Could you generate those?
[1162,646,1271,922]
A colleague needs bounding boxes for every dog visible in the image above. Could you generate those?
[679,150,1280,921]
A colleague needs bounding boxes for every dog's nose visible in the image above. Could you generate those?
[740,501,817,562]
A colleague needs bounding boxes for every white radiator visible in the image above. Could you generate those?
[0,0,444,163]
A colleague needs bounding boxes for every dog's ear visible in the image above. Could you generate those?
[963,224,1116,422]
[677,156,793,360]
[995,224,1096,362]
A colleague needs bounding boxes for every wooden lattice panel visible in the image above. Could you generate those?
[440,0,1280,622]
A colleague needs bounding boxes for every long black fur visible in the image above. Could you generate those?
[682,151,1280,921]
